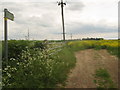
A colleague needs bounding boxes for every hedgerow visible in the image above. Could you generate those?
[2,40,76,88]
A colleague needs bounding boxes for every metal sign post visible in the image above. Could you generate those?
[4,16,8,61]
[4,9,14,61]
[58,0,66,41]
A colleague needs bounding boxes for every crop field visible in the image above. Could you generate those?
[68,40,119,58]
[1,40,119,88]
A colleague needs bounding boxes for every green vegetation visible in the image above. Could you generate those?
[2,40,76,88]
[2,40,118,88]
[55,45,76,86]
[2,40,44,59]
[0,41,2,63]
[0,41,2,88]
[93,68,116,89]
[0,41,2,56]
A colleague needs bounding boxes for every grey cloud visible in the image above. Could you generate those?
[1,2,59,27]
[66,2,84,11]
[66,23,117,35]
[1,0,60,3]
[1,2,24,12]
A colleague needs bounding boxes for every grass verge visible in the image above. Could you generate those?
[54,45,76,87]
[93,68,116,89]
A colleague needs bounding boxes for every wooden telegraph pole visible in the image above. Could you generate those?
[4,9,14,61]
[4,11,8,61]
[28,28,29,40]
[58,0,66,41]
[71,33,72,40]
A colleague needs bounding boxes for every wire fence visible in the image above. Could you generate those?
[47,42,66,55]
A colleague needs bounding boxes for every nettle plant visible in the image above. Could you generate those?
[2,45,62,88]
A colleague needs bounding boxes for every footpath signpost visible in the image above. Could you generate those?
[4,9,14,61]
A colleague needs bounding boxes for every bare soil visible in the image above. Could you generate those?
[65,49,118,88]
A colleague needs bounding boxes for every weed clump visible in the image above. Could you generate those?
[93,68,116,88]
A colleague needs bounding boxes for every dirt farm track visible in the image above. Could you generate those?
[65,49,118,88]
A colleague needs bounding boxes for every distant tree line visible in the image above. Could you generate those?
[82,38,104,40]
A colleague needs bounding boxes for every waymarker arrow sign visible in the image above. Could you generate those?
[4,9,14,21]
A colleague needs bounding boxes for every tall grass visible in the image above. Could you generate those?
[0,41,1,54]
[54,45,76,86]
[0,41,2,88]
[0,41,2,63]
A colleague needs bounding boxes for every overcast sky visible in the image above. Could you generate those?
[0,0,118,40]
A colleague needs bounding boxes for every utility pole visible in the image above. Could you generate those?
[71,33,72,40]
[58,0,66,41]
[25,36,27,40]
[28,28,29,40]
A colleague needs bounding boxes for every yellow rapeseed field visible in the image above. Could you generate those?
[68,40,119,57]
[68,40,119,48]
